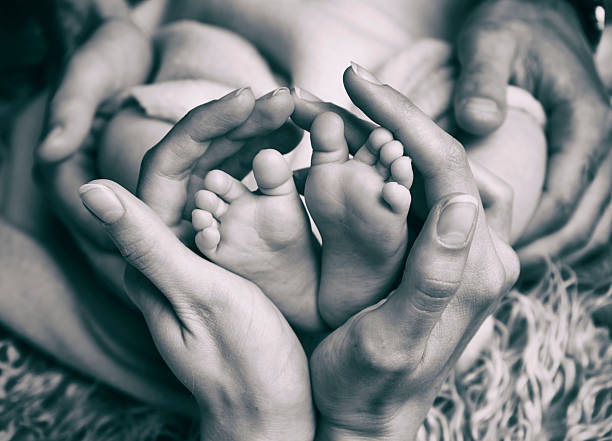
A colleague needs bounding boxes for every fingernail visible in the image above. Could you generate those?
[437,194,479,247]
[596,5,605,32]
[292,86,320,102]
[260,87,289,100]
[460,97,500,120]
[350,61,383,86]
[79,184,125,223]
[271,86,289,97]
[219,87,251,102]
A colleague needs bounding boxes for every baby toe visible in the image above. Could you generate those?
[195,190,228,219]
[195,227,221,252]
[379,140,404,168]
[382,181,412,215]
[203,169,247,202]
[192,209,214,231]
[310,112,349,165]
[252,149,295,196]
[365,127,394,155]
[389,156,414,189]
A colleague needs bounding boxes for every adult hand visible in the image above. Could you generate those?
[454,0,612,270]
[77,90,313,438]
[37,87,301,300]
[307,65,519,441]
[78,177,315,441]
[38,0,153,163]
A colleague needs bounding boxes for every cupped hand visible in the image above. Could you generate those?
[39,0,153,163]
[37,87,301,301]
[79,178,315,441]
[454,0,612,270]
[306,65,519,441]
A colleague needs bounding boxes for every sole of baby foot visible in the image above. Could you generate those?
[305,113,413,328]
[193,149,324,332]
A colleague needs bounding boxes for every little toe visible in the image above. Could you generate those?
[195,190,228,219]
[310,112,349,166]
[390,156,414,189]
[192,209,214,231]
[382,181,412,215]
[195,227,221,252]
[365,127,394,156]
[252,149,296,196]
[203,169,247,202]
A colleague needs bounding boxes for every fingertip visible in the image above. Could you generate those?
[455,97,504,135]
[38,126,77,163]
[79,181,125,224]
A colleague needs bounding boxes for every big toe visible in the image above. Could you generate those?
[252,149,295,196]
[310,112,349,166]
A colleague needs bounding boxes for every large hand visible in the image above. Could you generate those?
[38,0,153,163]
[453,0,612,270]
[37,87,301,300]
[309,65,519,441]
[79,178,314,441]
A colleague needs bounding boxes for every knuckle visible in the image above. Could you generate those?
[430,137,469,176]
[415,277,461,300]
[351,316,416,374]
[485,265,507,298]
[140,148,157,173]
[472,263,508,311]
[118,233,158,274]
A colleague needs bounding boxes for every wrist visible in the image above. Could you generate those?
[200,410,315,441]
[313,417,419,441]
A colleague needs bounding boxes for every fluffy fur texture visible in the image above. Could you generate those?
[1,255,611,441]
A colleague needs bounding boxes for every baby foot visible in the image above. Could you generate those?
[193,149,323,332]
[305,112,413,328]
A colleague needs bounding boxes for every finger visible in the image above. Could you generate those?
[454,19,517,135]
[183,92,302,214]
[565,198,612,265]
[39,19,152,163]
[37,150,114,249]
[357,193,479,370]
[137,88,255,227]
[343,63,478,204]
[520,103,612,243]
[79,179,227,309]
[191,88,297,176]
[291,87,376,153]
[470,160,513,243]
[216,121,303,179]
[518,150,612,269]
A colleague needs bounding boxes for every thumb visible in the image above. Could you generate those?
[39,20,152,163]
[454,21,517,135]
[374,193,480,348]
[78,179,217,310]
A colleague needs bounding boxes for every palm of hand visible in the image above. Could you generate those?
[126,262,315,440]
